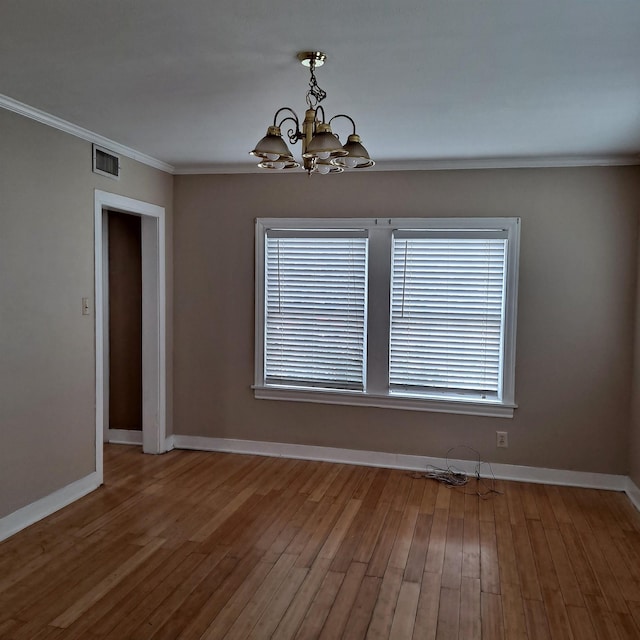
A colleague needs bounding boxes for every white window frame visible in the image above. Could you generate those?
[254,217,520,418]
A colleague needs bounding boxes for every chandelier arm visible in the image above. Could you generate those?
[328,114,358,136]
[272,107,300,129]
[278,117,303,144]
[315,105,327,125]
[272,108,303,144]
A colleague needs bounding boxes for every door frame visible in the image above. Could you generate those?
[94,190,167,481]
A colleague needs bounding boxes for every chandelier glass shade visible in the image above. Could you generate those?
[250,52,374,175]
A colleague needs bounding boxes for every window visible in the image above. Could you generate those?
[264,231,368,390]
[389,231,507,401]
[255,218,519,417]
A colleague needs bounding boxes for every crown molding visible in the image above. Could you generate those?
[0,94,175,174]
[174,163,265,175]
[376,156,640,171]
[4,93,637,176]
[175,154,640,175]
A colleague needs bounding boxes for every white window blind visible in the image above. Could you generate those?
[264,231,368,390]
[390,231,508,399]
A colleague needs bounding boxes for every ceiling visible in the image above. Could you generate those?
[2,0,640,173]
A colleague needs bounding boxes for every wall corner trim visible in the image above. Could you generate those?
[0,472,101,542]
[626,477,640,512]
[171,435,631,494]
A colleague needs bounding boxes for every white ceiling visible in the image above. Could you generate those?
[2,0,640,172]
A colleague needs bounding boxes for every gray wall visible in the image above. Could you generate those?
[0,109,173,518]
[173,167,640,475]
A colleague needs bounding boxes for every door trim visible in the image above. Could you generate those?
[94,190,167,481]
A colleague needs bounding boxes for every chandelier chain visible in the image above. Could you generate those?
[306,60,327,108]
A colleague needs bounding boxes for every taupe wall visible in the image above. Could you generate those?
[0,108,173,518]
[2,101,638,523]
[174,167,640,475]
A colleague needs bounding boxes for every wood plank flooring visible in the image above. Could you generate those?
[1,444,640,639]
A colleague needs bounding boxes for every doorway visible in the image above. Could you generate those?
[94,191,167,483]
[107,211,143,441]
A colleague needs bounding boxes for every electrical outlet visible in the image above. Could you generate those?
[496,431,508,448]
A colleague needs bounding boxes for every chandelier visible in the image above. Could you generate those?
[250,51,374,175]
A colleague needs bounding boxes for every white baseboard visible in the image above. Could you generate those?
[3,440,637,545]
[626,477,640,512]
[107,428,143,445]
[170,435,628,493]
[0,472,101,543]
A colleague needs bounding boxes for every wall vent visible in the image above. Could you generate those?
[93,144,120,179]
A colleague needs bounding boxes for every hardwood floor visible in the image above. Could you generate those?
[1,444,640,639]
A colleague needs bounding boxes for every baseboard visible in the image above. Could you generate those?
[107,428,143,445]
[3,441,636,545]
[626,477,640,512]
[0,472,101,543]
[171,435,628,492]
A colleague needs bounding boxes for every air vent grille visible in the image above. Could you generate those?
[93,144,120,179]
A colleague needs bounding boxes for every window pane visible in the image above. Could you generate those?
[389,236,507,398]
[265,235,368,390]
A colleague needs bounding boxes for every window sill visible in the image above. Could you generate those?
[253,385,516,418]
